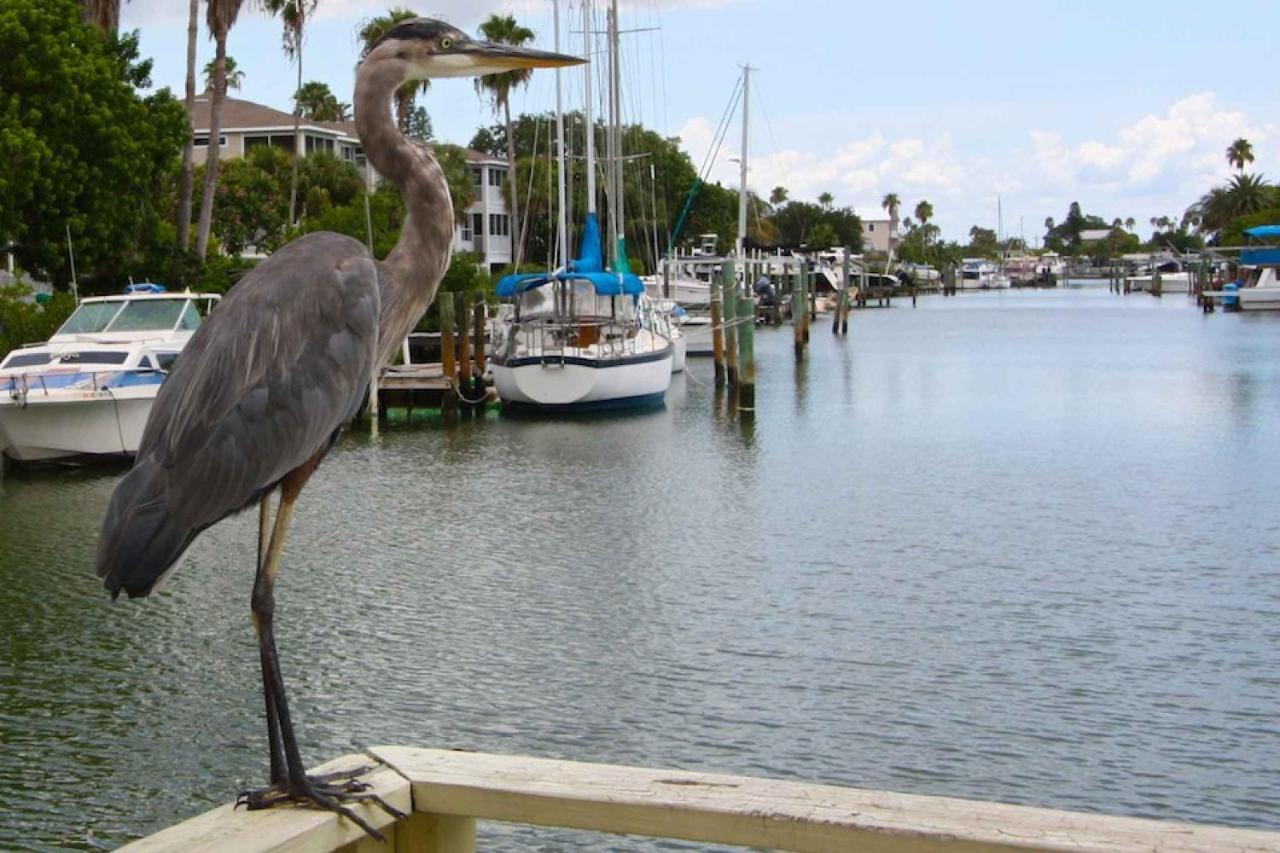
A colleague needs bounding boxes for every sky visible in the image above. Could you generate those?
[120,0,1280,244]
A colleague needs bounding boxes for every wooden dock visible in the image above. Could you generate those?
[122,747,1280,852]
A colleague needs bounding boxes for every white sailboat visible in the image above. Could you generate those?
[489,0,674,410]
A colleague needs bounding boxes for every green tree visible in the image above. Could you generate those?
[203,54,243,92]
[817,191,834,211]
[1187,173,1277,236]
[769,186,788,206]
[881,192,900,255]
[295,81,349,121]
[475,13,536,267]
[0,285,77,359]
[358,7,426,131]
[967,225,998,257]
[196,0,247,259]
[1226,138,1254,173]
[1124,216,1135,232]
[405,106,432,141]
[0,0,187,285]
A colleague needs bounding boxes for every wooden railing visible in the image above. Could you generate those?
[122,747,1280,852]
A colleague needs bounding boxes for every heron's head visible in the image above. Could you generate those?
[367,17,584,80]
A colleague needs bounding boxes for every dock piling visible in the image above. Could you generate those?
[711,277,725,386]
[722,260,738,387]
[440,296,458,415]
[736,291,755,414]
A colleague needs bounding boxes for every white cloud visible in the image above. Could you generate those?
[677,91,1279,241]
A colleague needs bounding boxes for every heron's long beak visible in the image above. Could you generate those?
[462,41,585,74]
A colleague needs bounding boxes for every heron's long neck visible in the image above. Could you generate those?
[355,63,454,366]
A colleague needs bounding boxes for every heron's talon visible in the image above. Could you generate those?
[238,774,403,841]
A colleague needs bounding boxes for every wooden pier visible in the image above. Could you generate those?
[123,747,1280,852]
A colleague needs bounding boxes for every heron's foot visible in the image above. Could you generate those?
[236,774,406,841]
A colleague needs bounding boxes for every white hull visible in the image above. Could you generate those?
[643,276,712,307]
[1239,288,1280,310]
[0,388,155,461]
[1126,272,1191,293]
[493,349,673,409]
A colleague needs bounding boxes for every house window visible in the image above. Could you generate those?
[868,223,875,231]
[461,222,472,242]
[489,214,510,236]
[488,168,505,187]
[305,135,335,155]
[472,213,484,236]
[245,134,296,153]
[193,135,226,147]
[470,167,482,188]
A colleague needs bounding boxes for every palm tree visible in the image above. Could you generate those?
[295,81,347,121]
[817,191,834,210]
[475,14,536,267]
[203,55,244,92]
[1226,138,1255,174]
[881,192,900,254]
[177,0,199,249]
[769,186,788,206]
[261,0,317,225]
[358,8,425,131]
[79,0,121,32]
[1044,216,1054,232]
[1124,216,1135,232]
[1188,173,1276,234]
[914,200,933,257]
[195,0,247,260]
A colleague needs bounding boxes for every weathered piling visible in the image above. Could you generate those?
[792,271,806,358]
[439,295,458,414]
[736,291,755,414]
[722,261,738,387]
[455,293,472,405]
[711,277,725,386]
[1152,268,1163,297]
[472,301,486,376]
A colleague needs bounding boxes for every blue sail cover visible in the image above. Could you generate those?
[496,212,644,297]
[1244,225,1280,238]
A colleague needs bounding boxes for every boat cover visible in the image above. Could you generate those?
[1244,225,1280,239]
[496,212,644,297]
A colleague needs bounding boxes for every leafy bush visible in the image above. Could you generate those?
[0,284,75,359]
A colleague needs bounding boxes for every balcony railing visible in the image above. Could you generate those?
[120,746,1278,852]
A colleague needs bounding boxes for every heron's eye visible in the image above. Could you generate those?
[440,37,453,49]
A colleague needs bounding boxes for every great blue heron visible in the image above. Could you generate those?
[96,18,581,838]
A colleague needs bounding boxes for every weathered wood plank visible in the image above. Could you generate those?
[119,754,410,853]
[368,746,1280,853]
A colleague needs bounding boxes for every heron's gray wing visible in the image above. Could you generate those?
[97,233,379,596]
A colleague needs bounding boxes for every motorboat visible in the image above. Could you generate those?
[1125,258,1191,293]
[1237,234,1280,310]
[959,259,1010,289]
[0,285,220,462]
[491,216,674,410]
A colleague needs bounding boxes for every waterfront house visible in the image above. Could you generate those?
[187,94,513,271]
[860,216,898,255]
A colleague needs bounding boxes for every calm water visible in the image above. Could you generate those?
[2,285,1278,850]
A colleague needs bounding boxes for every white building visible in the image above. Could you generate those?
[860,217,899,255]
[188,95,514,272]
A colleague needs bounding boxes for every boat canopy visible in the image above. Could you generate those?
[125,282,168,293]
[1241,248,1280,266]
[1244,225,1280,239]
[496,212,643,297]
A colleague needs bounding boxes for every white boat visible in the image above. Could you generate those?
[1125,258,1192,293]
[491,221,674,410]
[958,259,1010,289]
[1237,236,1280,310]
[1238,266,1280,310]
[0,285,220,462]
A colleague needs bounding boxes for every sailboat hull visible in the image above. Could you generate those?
[493,348,673,410]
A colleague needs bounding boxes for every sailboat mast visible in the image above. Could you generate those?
[736,65,750,261]
[582,1,596,217]
[554,0,568,269]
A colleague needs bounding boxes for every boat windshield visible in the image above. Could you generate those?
[109,299,188,332]
[57,301,123,334]
[1,351,52,369]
